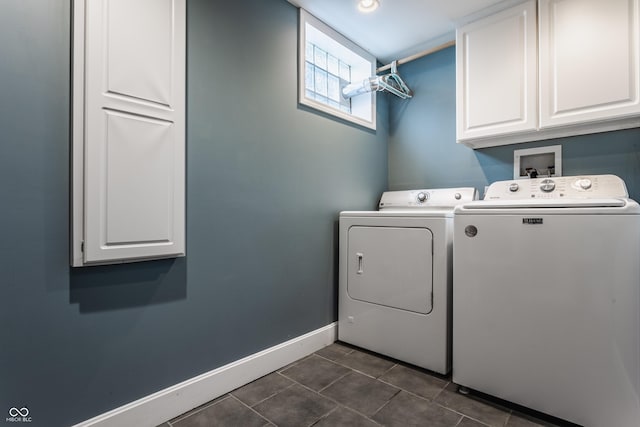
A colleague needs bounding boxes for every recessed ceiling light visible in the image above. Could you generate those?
[358,0,380,13]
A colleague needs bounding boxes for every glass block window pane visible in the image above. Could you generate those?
[314,46,327,69]
[328,74,340,101]
[327,54,339,76]
[315,68,328,96]
[305,62,314,91]
[305,42,314,63]
[339,61,350,81]
[305,41,352,113]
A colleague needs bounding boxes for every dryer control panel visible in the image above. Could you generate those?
[484,174,628,200]
[379,187,478,209]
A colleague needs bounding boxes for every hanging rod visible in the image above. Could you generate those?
[376,40,456,74]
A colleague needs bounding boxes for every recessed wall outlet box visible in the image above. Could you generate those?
[513,145,562,179]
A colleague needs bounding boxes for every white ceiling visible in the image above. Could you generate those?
[286,0,518,65]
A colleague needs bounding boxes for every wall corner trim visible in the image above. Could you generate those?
[72,323,337,427]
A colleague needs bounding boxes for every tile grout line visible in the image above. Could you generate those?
[314,369,354,394]
[314,345,399,379]
[376,378,449,406]
[278,353,352,396]
[431,400,496,427]
[276,354,312,373]
[228,393,278,426]
[431,379,451,401]
[453,414,493,427]
[313,355,394,380]
[368,386,402,420]
[166,395,231,425]
[503,411,514,427]
[432,385,518,427]
[232,372,297,408]
[377,361,398,378]
[307,405,340,427]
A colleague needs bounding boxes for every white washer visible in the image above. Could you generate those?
[339,187,478,374]
[453,174,640,427]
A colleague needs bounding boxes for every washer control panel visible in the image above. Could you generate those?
[484,175,628,200]
[379,187,478,209]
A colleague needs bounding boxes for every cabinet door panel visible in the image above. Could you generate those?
[104,111,174,245]
[106,0,174,106]
[82,0,185,264]
[540,0,640,127]
[456,0,538,140]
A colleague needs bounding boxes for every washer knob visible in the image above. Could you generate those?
[578,178,592,190]
[417,192,428,203]
[540,179,556,192]
[455,193,462,200]
[509,183,519,192]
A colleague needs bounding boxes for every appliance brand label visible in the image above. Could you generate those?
[522,218,543,225]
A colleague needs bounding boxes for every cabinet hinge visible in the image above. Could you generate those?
[81,241,84,252]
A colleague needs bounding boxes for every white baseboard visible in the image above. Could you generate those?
[73,323,337,427]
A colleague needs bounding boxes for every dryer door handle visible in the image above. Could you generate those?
[356,252,364,274]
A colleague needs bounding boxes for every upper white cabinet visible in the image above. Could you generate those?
[457,0,640,148]
[456,0,538,141]
[72,0,186,266]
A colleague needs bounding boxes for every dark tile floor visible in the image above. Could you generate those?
[158,342,574,427]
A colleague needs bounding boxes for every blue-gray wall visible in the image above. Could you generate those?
[388,46,640,201]
[0,1,388,426]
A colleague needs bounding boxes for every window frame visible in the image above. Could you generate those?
[298,9,377,130]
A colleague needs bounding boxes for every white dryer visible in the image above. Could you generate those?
[339,187,477,374]
[453,174,640,427]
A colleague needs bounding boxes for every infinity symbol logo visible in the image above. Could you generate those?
[8,407,29,417]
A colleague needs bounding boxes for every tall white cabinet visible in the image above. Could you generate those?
[72,0,186,266]
[457,0,640,148]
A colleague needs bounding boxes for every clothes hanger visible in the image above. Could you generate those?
[342,61,413,99]
[378,61,413,99]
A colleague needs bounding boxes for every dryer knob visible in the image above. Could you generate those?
[417,192,428,202]
[509,183,519,192]
[455,193,462,200]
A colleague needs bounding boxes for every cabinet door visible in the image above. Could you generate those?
[456,0,538,141]
[82,0,186,264]
[539,0,640,128]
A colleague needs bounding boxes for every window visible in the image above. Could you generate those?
[299,9,377,129]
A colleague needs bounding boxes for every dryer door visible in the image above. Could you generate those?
[347,226,433,314]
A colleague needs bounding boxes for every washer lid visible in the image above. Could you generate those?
[461,198,628,209]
